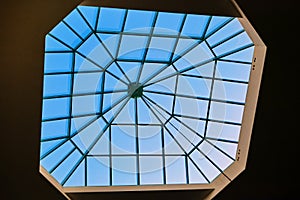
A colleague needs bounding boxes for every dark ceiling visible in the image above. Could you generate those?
[0,0,298,199]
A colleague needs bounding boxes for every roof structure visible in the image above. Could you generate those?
[39,0,266,199]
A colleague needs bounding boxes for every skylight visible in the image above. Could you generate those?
[39,2,266,199]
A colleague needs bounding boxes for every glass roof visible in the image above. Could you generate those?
[40,5,254,187]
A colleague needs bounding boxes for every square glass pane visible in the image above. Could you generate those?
[44,52,73,73]
[112,156,137,186]
[97,7,126,32]
[42,97,70,120]
[124,10,156,33]
[43,74,71,97]
[87,157,110,186]
[140,156,163,185]
[165,156,186,184]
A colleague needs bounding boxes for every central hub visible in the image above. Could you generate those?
[128,82,143,98]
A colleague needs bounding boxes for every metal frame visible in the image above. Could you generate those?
[39,0,266,199]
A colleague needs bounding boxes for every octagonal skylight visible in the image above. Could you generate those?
[40,2,266,199]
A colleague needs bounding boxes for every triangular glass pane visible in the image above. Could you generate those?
[220,46,254,63]
[145,76,176,94]
[143,92,174,113]
[104,72,128,91]
[71,116,98,137]
[45,35,71,51]
[205,16,233,38]
[64,9,92,39]
[139,63,166,84]
[97,33,120,58]
[77,6,99,30]
[137,98,161,124]
[117,61,141,82]
[173,38,200,61]
[164,128,185,154]
[74,53,103,72]
[64,159,85,187]
[106,62,129,84]
[181,14,210,38]
[72,118,106,153]
[89,130,110,155]
[182,61,215,78]
[40,139,66,159]
[207,140,238,159]
[188,158,209,184]
[113,99,135,124]
[148,65,176,85]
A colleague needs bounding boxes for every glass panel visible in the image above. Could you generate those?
[154,12,185,35]
[139,63,165,84]
[188,158,208,184]
[144,92,174,113]
[145,76,176,94]
[72,95,101,116]
[124,10,156,33]
[71,116,96,136]
[206,121,241,142]
[72,118,106,152]
[166,119,201,152]
[221,46,254,63]
[209,102,244,124]
[64,159,85,187]
[207,18,243,47]
[182,61,215,78]
[139,126,162,154]
[199,140,233,170]
[40,139,66,159]
[173,42,214,71]
[45,35,71,52]
[177,75,211,98]
[41,119,69,140]
[97,33,120,58]
[140,156,163,185]
[51,150,82,184]
[176,117,206,138]
[205,16,233,38]
[43,74,71,97]
[212,80,248,103]
[74,53,102,72]
[97,7,126,32]
[182,14,210,38]
[41,141,74,171]
[216,61,251,82]
[137,98,162,124]
[164,129,185,154]
[118,35,148,60]
[112,156,137,186]
[174,97,208,118]
[116,61,141,82]
[87,157,110,186]
[111,125,136,154]
[190,150,220,182]
[213,32,253,56]
[173,38,199,61]
[77,6,99,30]
[64,9,92,39]
[112,99,135,124]
[42,97,70,120]
[209,140,238,159]
[146,37,176,62]
[89,130,110,155]
[165,156,186,184]
[73,72,103,94]
[50,21,82,48]
[44,52,73,73]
